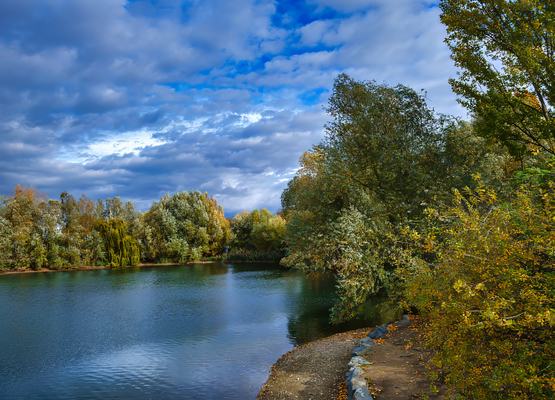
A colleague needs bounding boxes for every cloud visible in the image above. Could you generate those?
[0,0,464,217]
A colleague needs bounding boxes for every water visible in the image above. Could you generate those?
[0,262,395,399]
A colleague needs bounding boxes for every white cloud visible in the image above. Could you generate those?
[0,0,465,216]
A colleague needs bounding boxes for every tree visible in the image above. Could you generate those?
[230,208,286,251]
[143,190,230,262]
[281,75,506,321]
[440,0,555,159]
[0,185,47,270]
[95,219,140,268]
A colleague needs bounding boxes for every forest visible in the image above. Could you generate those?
[1,0,554,397]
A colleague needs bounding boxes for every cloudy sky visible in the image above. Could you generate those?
[0,0,465,217]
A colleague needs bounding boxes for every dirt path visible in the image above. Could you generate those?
[258,318,450,400]
[258,328,369,400]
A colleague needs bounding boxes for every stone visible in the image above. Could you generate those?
[352,345,375,357]
[348,356,371,369]
[395,315,410,326]
[346,367,362,383]
[360,337,376,347]
[354,386,374,400]
[351,377,367,390]
[367,325,388,339]
[347,377,368,400]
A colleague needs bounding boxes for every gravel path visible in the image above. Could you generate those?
[257,328,369,400]
[258,318,451,400]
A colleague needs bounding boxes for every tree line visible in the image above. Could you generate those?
[0,186,286,270]
[279,0,555,397]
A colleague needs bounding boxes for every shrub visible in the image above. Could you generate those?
[403,180,555,398]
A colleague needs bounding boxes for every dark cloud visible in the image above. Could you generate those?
[0,0,464,217]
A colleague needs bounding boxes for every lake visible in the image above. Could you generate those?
[0,262,395,399]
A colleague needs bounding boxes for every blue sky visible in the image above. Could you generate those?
[0,0,464,216]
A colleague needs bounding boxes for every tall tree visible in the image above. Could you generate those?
[282,75,507,321]
[440,0,555,159]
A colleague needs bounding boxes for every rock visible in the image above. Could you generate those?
[346,367,362,383]
[354,386,374,400]
[360,337,376,346]
[367,325,388,339]
[347,377,368,400]
[351,345,375,357]
[348,356,371,369]
[346,369,364,400]
[351,377,367,390]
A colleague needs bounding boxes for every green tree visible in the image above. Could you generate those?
[282,75,508,321]
[95,219,140,268]
[0,185,47,270]
[230,208,286,251]
[143,191,230,262]
[440,0,555,159]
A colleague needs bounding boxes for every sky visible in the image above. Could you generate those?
[0,0,466,217]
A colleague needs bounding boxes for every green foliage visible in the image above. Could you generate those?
[230,208,286,252]
[142,190,230,263]
[281,75,506,321]
[440,0,555,159]
[95,219,140,268]
[401,180,555,398]
[0,185,231,270]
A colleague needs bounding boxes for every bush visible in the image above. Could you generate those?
[402,180,555,398]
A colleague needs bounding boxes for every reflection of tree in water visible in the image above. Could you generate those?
[286,272,398,347]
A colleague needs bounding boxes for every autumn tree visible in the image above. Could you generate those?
[230,208,286,252]
[0,185,48,270]
[401,179,555,398]
[440,0,555,160]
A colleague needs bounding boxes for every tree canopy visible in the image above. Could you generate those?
[440,0,555,159]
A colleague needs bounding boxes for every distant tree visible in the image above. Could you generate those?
[95,219,140,268]
[102,197,125,220]
[143,191,230,262]
[0,185,48,270]
[230,208,286,252]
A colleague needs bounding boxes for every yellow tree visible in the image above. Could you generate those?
[403,179,555,398]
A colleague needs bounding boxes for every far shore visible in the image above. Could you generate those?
[0,260,281,276]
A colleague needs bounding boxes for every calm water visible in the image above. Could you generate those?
[0,262,395,399]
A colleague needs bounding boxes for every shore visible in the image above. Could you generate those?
[258,317,449,400]
[0,259,285,276]
[0,262,183,275]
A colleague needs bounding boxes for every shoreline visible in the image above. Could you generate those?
[0,260,282,276]
[0,262,181,276]
[258,317,448,400]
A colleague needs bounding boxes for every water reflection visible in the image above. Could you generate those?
[0,262,394,399]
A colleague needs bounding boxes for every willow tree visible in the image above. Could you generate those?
[440,0,555,160]
[95,219,140,268]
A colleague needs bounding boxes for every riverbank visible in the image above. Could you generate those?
[0,259,284,276]
[258,317,449,400]
[0,262,182,275]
